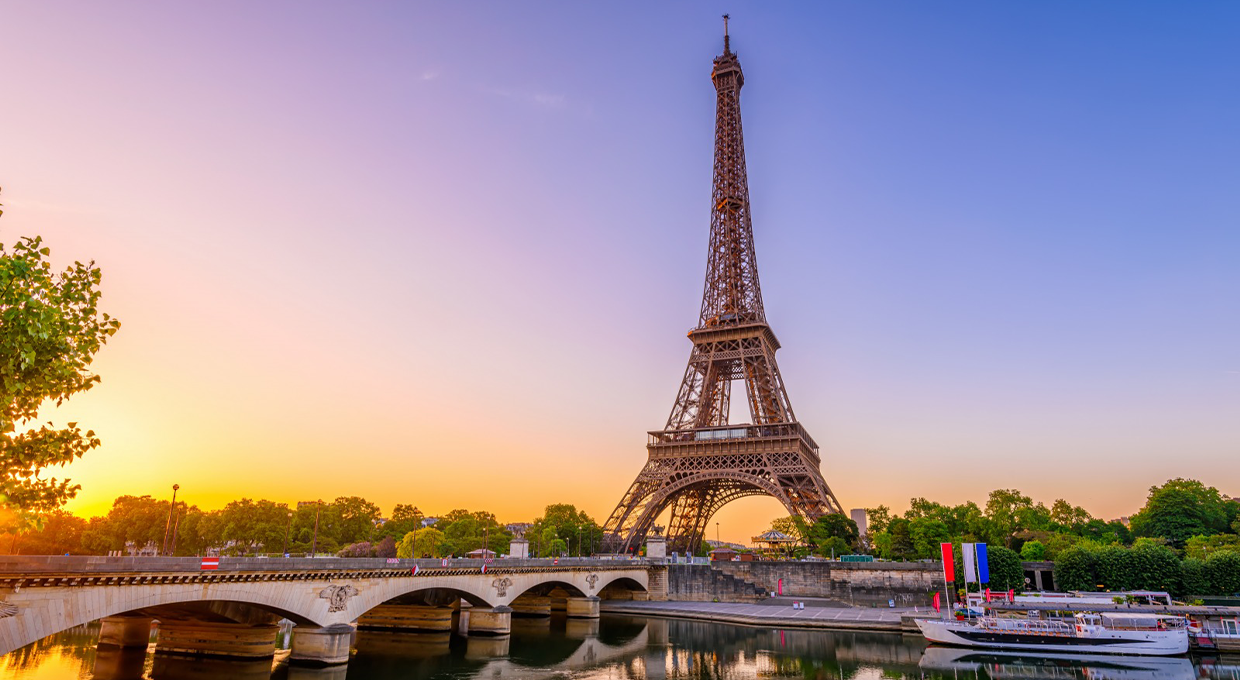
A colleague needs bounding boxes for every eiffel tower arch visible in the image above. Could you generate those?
[602,24,843,556]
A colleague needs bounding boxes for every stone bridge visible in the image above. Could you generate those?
[0,556,665,665]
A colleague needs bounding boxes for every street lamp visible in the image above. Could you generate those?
[282,511,294,556]
[411,506,420,559]
[310,500,322,558]
[161,484,180,556]
[716,522,720,544]
[170,501,184,556]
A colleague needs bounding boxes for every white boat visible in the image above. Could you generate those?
[916,612,1188,656]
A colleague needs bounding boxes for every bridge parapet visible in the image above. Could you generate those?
[0,555,651,575]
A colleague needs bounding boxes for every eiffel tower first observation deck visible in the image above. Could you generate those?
[601,21,843,556]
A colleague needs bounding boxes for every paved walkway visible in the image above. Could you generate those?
[601,600,930,633]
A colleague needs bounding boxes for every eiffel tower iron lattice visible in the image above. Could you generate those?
[601,26,843,556]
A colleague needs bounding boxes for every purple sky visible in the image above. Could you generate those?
[1,2,1237,541]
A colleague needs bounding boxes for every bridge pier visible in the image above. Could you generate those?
[464,635,510,659]
[510,594,552,617]
[566,596,600,619]
[289,623,355,666]
[154,620,279,658]
[466,606,512,636]
[356,604,454,632]
[92,646,148,680]
[98,616,153,649]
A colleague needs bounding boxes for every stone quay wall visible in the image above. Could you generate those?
[709,562,943,607]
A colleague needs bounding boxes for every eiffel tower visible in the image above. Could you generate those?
[601,21,843,556]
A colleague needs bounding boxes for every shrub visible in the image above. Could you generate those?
[1181,557,1210,596]
[1206,550,1240,595]
[1020,540,1046,561]
[1054,546,1098,592]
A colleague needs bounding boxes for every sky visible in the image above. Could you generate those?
[1,2,1237,544]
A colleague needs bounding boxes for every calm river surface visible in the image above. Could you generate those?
[4,614,1237,680]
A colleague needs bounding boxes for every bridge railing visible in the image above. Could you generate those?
[0,555,655,574]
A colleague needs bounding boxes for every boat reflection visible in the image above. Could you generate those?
[919,645,1196,679]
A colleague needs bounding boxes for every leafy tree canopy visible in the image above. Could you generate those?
[1129,479,1233,547]
[2,198,121,517]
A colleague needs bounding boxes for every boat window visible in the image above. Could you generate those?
[1224,619,1239,635]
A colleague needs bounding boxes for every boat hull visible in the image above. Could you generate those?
[915,619,1188,656]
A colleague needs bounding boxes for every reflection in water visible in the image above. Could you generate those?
[5,615,1240,679]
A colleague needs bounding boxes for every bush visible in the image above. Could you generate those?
[375,535,396,559]
[1096,546,1133,591]
[1130,542,1180,593]
[1206,550,1240,595]
[1020,540,1046,561]
[1054,546,1098,591]
[337,541,373,558]
[988,546,1024,592]
[1181,557,1210,596]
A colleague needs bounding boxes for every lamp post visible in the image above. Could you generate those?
[282,511,293,556]
[170,501,184,556]
[161,484,180,556]
[310,500,322,558]
[411,506,420,559]
[716,522,720,544]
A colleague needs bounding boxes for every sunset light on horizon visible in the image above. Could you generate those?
[2,2,1238,545]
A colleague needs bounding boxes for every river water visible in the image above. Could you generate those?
[3,614,1237,680]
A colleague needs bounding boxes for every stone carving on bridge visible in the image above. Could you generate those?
[586,573,599,590]
[318,584,359,612]
[0,601,16,618]
[491,577,513,597]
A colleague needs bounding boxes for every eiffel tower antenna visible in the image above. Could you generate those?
[601,29,843,556]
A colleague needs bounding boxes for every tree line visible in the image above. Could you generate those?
[1,495,611,560]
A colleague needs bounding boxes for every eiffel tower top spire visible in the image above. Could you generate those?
[700,18,762,329]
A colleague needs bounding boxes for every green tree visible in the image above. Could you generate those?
[803,514,859,556]
[375,504,424,541]
[1129,479,1232,548]
[908,518,951,560]
[1184,534,1240,560]
[1020,540,1046,561]
[530,504,601,557]
[438,509,510,556]
[1206,550,1240,595]
[1049,499,1093,532]
[396,526,444,558]
[80,495,176,554]
[332,496,381,545]
[863,506,892,535]
[1,211,121,517]
[1054,545,1099,592]
[1095,545,1134,591]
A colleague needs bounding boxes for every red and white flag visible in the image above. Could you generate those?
[201,557,219,571]
[411,565,419,576]
[480,564,487,574]
[939,543,955,582]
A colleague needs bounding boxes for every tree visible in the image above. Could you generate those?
[1020,540,1046,561]
[2,205,121,517]
[864,506,892,535]
[1185,534,1240,560]
[438,509,510,556]
[802,514,859,556]
[908,518,951,560]
[1129,479,1232,548]
[1095,545,1134,591]
[530,504,601,557]
[375,504,424,541]
[80,495,177,555]
[396,526,444,558]
[331,496,381,545]
[204,499,292,555]
[11,508,87,555]
[374,535,396,558]
[984,489,1036,548]
[1050,499,1093,532]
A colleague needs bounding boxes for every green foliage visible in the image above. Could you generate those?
[529,504,601,557]
[908,518,950,560]
[1095,545,1134,591]
[1129,479,1233,548]
[332,496,381,545]
[988,546,1024,591]
[396,526,444,558]
[1,220,121,515]
[863,506,892,535]
[800,514,859,557]
[201,498,292,555]
[1049,499,1093,532]
[1185,534,1240,560]
[1130,542,1180,593]
[438,509,510,556]
[375,504,424,541]
[14,509,87,555]
[1181,557,1210,596]
[1054,546,1099,591]
[1206,550,1240,595]
[1020,540,1046,561]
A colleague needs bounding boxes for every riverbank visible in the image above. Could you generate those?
[601,600,932,633]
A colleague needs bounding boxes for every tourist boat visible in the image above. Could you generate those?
[915,611,1189,656]
[918,646,1196,680]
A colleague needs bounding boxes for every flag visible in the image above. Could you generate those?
[200,557,219,571]
[977,543,990,583]
[962,542,977,583]
[932,592,941,613]
[1008,589,1015,603]
[984,588,991,602]
[411,565,419,576]
[480,564,487,574]
[441,558,449,567]
[940,543,955,582]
